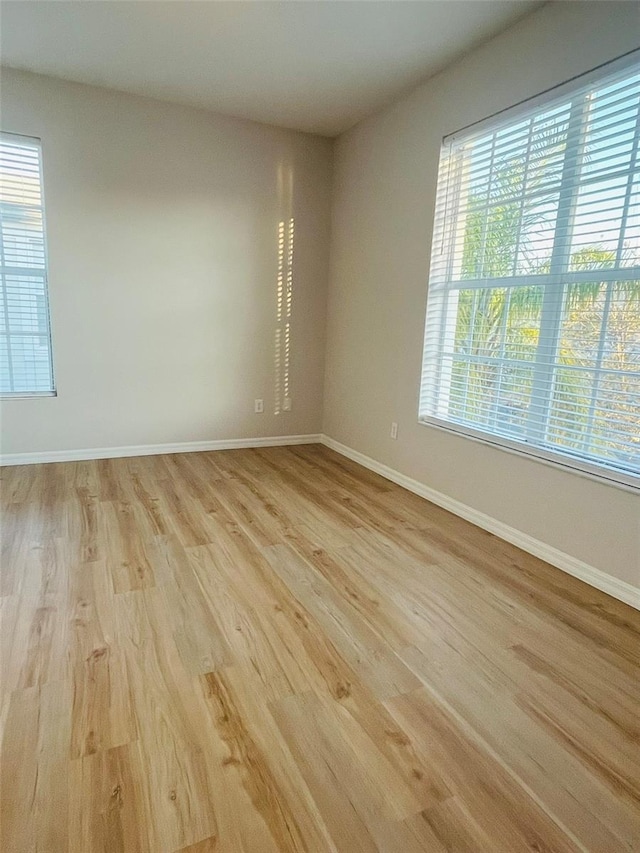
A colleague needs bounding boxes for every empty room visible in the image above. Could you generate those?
[0,1,638,851]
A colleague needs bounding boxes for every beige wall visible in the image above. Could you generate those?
[0,69,332,452]
[324,1,640,588]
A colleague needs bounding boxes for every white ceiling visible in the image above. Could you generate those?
[0,1,544,136]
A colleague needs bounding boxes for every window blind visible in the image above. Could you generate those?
[0,133,54,396]
[420,59,640,489]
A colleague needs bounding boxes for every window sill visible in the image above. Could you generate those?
[418,416,640,494]
[0,391,57,400]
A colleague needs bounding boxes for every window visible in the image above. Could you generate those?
[0,133,55,396]
[420,59,640,489]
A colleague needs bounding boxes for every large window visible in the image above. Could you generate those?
[0,133,55,396]
[420,59,640,489]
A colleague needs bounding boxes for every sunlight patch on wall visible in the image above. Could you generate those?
[275,162,295,416]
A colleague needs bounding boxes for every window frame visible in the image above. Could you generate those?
[419,54,640,493]
[0,131,56,399]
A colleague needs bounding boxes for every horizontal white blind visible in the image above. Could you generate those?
[420,61,640,488]
[0,133,55,396]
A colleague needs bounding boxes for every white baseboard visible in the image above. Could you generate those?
[0,434,322,467]
[3,430,636,609]
[320,434,639,611]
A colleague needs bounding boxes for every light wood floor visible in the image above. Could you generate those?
[1,445,638,852]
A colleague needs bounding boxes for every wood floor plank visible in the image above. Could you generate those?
[386,687,584,853]
[69,743,145,853]
[69,558,138,757]
[152,535,233,675]
[271,689,449,853]
[1,445,638,852]
[188,544,320,703]
[100,501,157,593]
[263,542,421,700]
[1,681,73,853]
[1,685,42,853]
[114,589,219,853]
[200,667,336,852]
[399,644,640,851]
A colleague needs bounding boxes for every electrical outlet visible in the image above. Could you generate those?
[254,399,264,413]
[391,422,398,440]
[283,397,292,411]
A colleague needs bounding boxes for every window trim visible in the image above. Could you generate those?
[444,49,640,147]
[419,56,640,493]
[0,131,56,399]
[418,415,640,493]
[1,390,57,399]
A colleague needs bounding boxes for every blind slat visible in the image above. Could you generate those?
[420,62,640,489]
[0,133,54,395]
